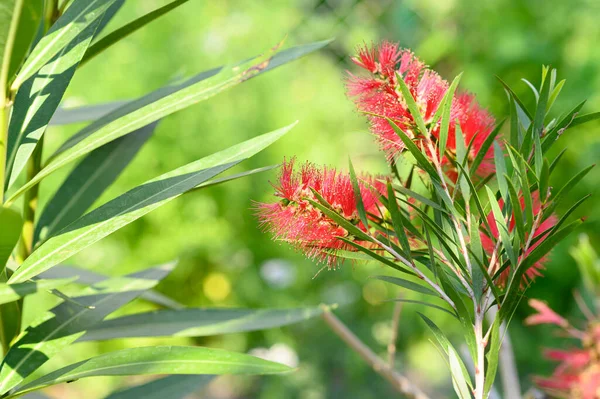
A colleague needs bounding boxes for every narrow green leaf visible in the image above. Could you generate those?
[9,124,295,283]
[339,238,416,276]
[493,142,508,203]
[541,100,586,152]
[570,111,600,128]
[0,206,22,272]
[483,318,501,397]
[485,186,517,267]
[388,120,440,180]
[550,164,595,203]
[49,101,127,125]
[38,265,183,310]
[104,375,213,399]
[11,0,119,90]
[81,0,190,66]
[449,346,471,399]
[7,40,331,202]
[386,182,412,258]
[549,148,567,176]
[79,307,324,341]
[547,79,565,114]
[497,76,533,122]
[393,300,457,318]
[395,72,428,137]
[0,278,75,305]
[392,184,446,213]
[372,275,437,296]
[13,346,290,395]
[34,122,159,244]
[5,12,103,189]
[508,98,521,147]
[470,120,504,177]
[2,1,44,89]
[438,73,463,157]
[539,159,549,203]
[0,264,175,394]
[348,158,368,229]
[504,177,525,242]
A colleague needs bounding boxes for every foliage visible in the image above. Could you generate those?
[0,1,330,398]
[257,42,596,398]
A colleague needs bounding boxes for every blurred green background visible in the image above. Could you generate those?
[32,0,600,397]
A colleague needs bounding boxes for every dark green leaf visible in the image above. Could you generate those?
[470,120,504,177]
[372,275,437,296]
[34,122,159,244]
[0,278,75,305]
[0,264,175,394]
[348,158,368,229]
[9,124,294,283]
[79,307,324,341]
[13,346,290,395]
[395,72,428,137]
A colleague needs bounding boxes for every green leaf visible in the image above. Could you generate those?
[493,142,508,204]
[483,318,501,397]
[0,264,175,394]
[470,119,504,177]
[372,275,437,296]
[34,122,159,244]
[392,184,446,213]
[449,346,471,399]
[570,111,600,128]
[504,177,525,242]
[485,186,517,267]
[508,98,522,147]
[13,346,291,395]
[0,206,22,272]
[388,119,440,180]
[9,123,294,283]
[418,313,471,385]
[395,72,429,137]
[386,182,412,258]
[6,40,330,202]
[438,73,463,157]
[38,265,183,310]
[339,238,416,276]
[81,0,190,66]
[79,307,323,341]
[532,69,550,137]
[549,164,595,203]
[104,375,213,399]
[308,197,371,242]
[348,158,368,229]
[541,100,586,152]
[0,278,75,305]
[5,7,104,189]
[49,101,127,125]
[539,159,549,203]
[393,300,457,318]
[497,76,533,122]
[10,0,119,91]
[2,1,44,91]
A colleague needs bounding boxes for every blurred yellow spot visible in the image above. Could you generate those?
[362,280,388,305]
[203,272,231,302]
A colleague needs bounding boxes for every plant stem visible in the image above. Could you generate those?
[474,311,486,399]
[321,306,430,399]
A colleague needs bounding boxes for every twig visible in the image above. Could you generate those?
[388,301,403,368]
[321,306,430,399]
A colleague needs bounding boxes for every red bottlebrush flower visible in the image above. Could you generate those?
[256,158,386,267]
[480,191,558,286]
[347,42,497,179]
[525,299,570,327]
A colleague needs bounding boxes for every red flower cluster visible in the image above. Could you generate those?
[256,158,386,266]
[481,191,557,286]
[347,41,496,178]
[526,299,600,399]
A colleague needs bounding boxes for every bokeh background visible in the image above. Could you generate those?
[32,0,600,397]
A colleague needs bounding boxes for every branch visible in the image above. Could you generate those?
[321,306,430,399]
[388,301,403,367]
